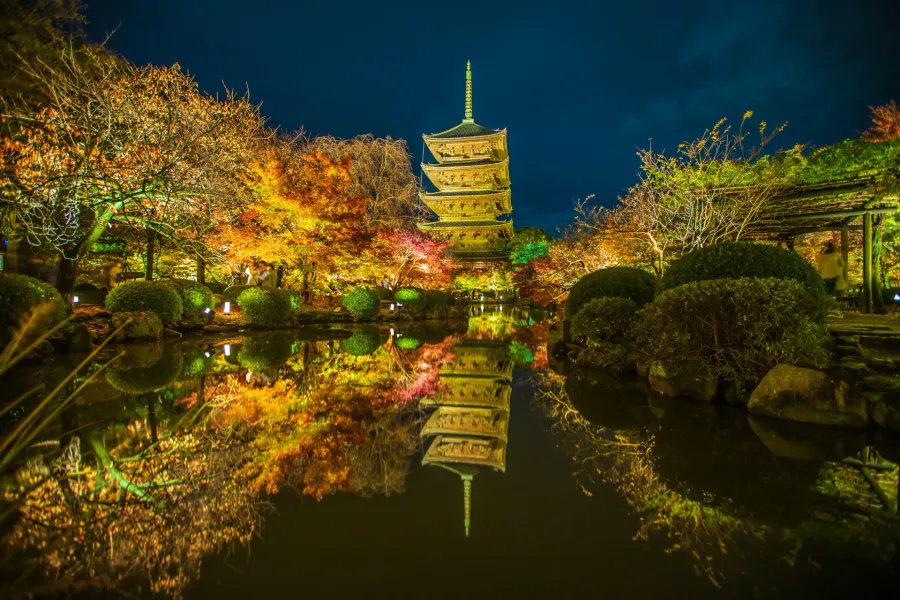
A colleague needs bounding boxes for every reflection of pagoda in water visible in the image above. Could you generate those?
[421,338,513,536]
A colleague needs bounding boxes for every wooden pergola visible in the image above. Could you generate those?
[744,168,900,312]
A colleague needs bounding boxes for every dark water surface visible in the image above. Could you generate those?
[2,307,898,599]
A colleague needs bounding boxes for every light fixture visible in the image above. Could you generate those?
[390,303,395,311]
[224,302,231,313]
[390,328,395,336]
[224,344,231,356]
[245,371,252,382]
[895,293,900,303]
[73,296,79,304]
[204,307,212,314]
[204,352,211,358]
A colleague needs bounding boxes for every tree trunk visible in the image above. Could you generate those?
[145,229,156,281]
[56,252,78,299]
[873,215,885,313]
[196,257,206,284]
[863,212,873,314]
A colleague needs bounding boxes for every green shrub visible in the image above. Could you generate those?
[339,328,384,355]
[180,348,215,378]
[341,287,381,320]
[162,279,214,322]
[574,342,631,374]
[426,290,452,308]
[0,273,68,334]
[237,287,292,328]
[661,241,825,295]
[238,334,297,370]
[107,349,183,394]
[566,267,656,319]
[634,277,830,387]
[394,287,427,309]
[223,285,253,304]
[571,297,638,345]
[395,336,422,350]
[283,290,304,314]
[105,280,183,325]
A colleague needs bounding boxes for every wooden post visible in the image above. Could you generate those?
[840,226,849,286]
[863,212,873,313]
[873,215,885,313]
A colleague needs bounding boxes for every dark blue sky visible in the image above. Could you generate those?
[84,0,900,232]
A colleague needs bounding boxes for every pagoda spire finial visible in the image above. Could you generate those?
[463,60,473,123]
[462,474,473,537]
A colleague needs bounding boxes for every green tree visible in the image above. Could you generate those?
[507,227,553,265]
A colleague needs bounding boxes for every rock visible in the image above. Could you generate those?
[835,343,862,357]
[648,362,717,402]
[747,365,866,427]
[871,396,900,432]
[836,335,861,344]
[748,414,867,461]
[635,361,650,378]
[111,312,162,341]
[862,375,900,392]
[64,324,94,352]
[837,361,871,376]
[162,328,182,338]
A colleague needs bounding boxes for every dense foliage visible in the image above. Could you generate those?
[571,297,638,346]
[394,287,426,310]
[426,290,452,309]
[661,241,825,295]
[340,288,381,320]
[0,273,68,335]
[634,278,830,387]
[105,281,184,325]
[238,335,298,370]
[566,267,656,318]
[223,285,253,304]
[507,227,553,265]
[106,351,184,394]
[162,279,214,322]
[236,288,292,328]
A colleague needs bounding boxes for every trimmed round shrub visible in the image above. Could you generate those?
[634,277,830,387]
[105,280,183,325]
[395,336,423,350]
[283,290,304,314]
[238,334,297,370]
[426,290,452,309]
[573,341,632,374]
[571,297,638,345]
[237,287,292,328]
[394,287,427,310]
[223,285,253,305]
[661,241,825,295]
[0,273,68,334]
[107,349,183,394]
[341,287,381,320]
[339,327,384,355]
[162,279,214,322]
[566,267,656,319]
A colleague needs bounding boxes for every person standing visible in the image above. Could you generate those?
[817,242,847,294]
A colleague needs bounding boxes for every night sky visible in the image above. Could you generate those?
[84,0,900,232]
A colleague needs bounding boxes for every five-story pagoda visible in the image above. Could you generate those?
[418,61,513,263]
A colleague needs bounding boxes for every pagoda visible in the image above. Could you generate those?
[417,61,513,263]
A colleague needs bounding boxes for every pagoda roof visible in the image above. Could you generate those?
[422,188,509,198]
[453,250,510,261]
[425,121,502,140]
[422,158,506,170]
[419,220,512,229]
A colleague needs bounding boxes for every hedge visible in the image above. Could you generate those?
[107,349,184,394]
[634,277,830,388]
[236,287,292,328]
[426,290,452,309]
[105,280,183,325]
[223,285,254,305]
[0,273,68,335]
[566,267,656,319]
[394,287,427,310]
[162,279,214,322]
[570,297,638,346]
[341,287,381,320]
[661,241,826,295]
[339,328,384,355]
[238,334,297,370]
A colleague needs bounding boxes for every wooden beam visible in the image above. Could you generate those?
[773,182,871,202]
[781,206,898,223]
[863,212,873,313]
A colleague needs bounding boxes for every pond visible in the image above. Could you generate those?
[1,306,898,598]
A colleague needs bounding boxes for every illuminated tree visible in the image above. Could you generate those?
[507,226,553,265]
[1,45,265,295]
[863,100,900,142]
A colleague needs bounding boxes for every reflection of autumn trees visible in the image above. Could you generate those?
[534,373,899,589]
[208,337,453,499]
[3,430,262,597]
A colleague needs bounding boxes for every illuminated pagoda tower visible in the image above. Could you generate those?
[420,339,513,536]
[417,61,513,264]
